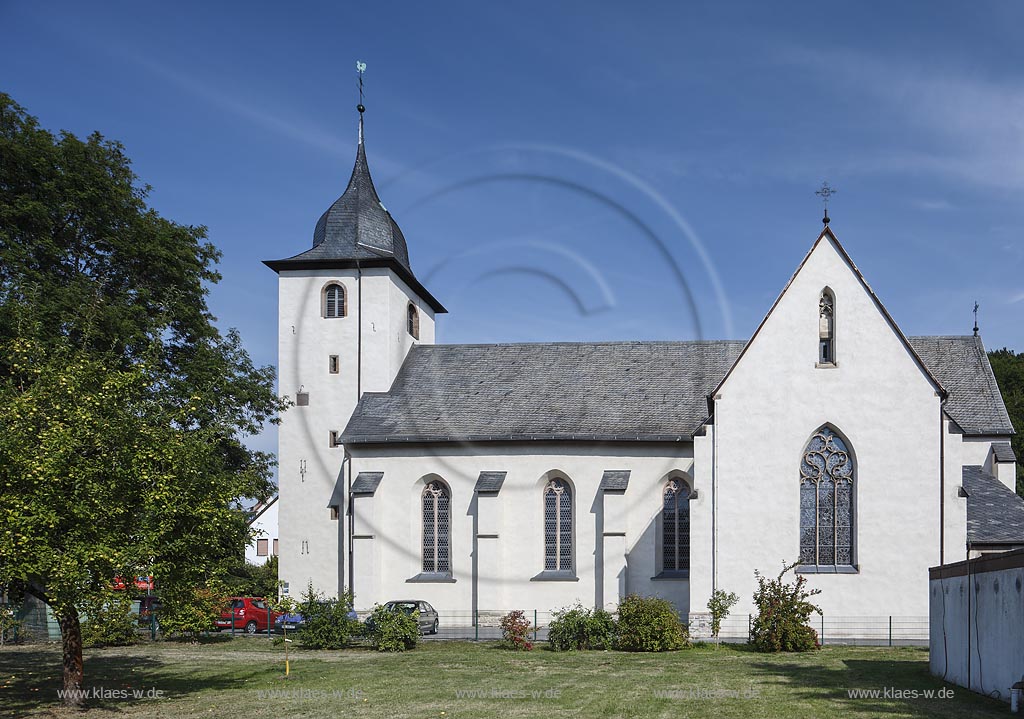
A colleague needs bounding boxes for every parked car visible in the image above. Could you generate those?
[367,600,439,635]
[214,597,283,634]
[274,605,358,633]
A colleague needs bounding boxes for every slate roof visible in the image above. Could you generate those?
[342,340,745,443]
[475,472,507,493]
[342,335,1013,445]
[599,470,631,491]
[907,336,1015,435]
[992,441,1017,463]
[350,472,384,495]
[964,466,1024,545]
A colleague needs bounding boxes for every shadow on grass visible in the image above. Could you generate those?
[745,651,1007,718]
[0,644,271,716]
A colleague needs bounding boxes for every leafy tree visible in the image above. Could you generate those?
[159,580,230,643]
[988,348,1024,496]
[80,591,137,648]
[0,94,282,705]
[707,589,739,646]
[224,555,279,599]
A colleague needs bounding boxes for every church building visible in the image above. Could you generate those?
[265,108,1021,633]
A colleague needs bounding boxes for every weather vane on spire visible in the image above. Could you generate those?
[973,301,979,336]
[815,181,837,225]
[356,60,367,144]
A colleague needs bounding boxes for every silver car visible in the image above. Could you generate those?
[384,600,439,635]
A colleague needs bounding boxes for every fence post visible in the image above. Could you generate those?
[231,607,235,637]
[534,610,538,643]
[748,613,752,642]
[268,605,272,638]
[474,609,478,641]
[888,616,892,647]
[150,608,157,640]
[820,613,824,646]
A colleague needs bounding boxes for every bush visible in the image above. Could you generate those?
[366,603,418,652]
[547,603,615,651]
[615,594,689,652]
[80,592,138,647]
[159,582,228,643]
[499,610,533,650]
[297,584,360,649]
[0,604,23,645]
[750,561,821,652]
[708,589,739,643]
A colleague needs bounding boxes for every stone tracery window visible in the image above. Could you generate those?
[662,479,690,572]
[422,481,450,574]
[799,427,854,567]
[543,479,572,572]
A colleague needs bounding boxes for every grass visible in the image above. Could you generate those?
[0,638,1007,719]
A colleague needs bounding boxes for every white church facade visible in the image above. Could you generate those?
[265,112,1021,632]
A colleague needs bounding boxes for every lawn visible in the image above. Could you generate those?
[0,638,1005,719]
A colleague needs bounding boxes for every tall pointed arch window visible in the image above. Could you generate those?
[323,283,346,318]
[799,427,855,569]
[421,481,450,574]
[407,303,420,339]
[661,479,691,573]
[818,288,835,365]
[543,479,572,572]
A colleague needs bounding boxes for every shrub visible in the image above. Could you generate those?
[708,589,739,643]
[500,610,533,650]
[159,582,228,643]
[81,592,138,647]
[0,604,23,645]
[366,603,418,652]
[547,603,615,651]
[750,561,821,652]
[296,583,360,649]
[615,594,689,651]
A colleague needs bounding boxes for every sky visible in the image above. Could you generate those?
[4,1,1023,470]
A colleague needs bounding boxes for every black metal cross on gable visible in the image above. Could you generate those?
[815,181,837,225]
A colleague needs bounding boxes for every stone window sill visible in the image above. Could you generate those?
[530,571,579,582]
[651,571,690,580]
[406,573,456,583]
[796,564,859,574]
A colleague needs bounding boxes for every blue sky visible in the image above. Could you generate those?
[5,1,1023,466]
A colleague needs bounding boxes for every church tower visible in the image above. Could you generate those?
[264,97,446,599]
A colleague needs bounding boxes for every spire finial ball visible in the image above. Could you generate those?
[357,103,365,114]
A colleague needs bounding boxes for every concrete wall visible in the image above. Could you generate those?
[276,266,434,598]
[930,549,1024,702]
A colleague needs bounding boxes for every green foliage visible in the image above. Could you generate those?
[499,610,534,650]
[367,603,418,652]
[547,602,616,651]
[751,561,821,653]
[224,556,279,599]
[80,592,137,647]
[158,582,229,643]
[0,604,22,645]
[614,594,689,652]
[988,348,1024,496]
[708,589,740,641]
[296,583,360,650]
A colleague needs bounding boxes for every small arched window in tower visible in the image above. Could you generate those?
[662,478,691,573]
[323,283,346,319]
[407,302,420,339]
[422,481,450,574]
[543,479,573,572]
[818,288,835,365]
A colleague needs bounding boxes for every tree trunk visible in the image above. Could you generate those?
[58,607,85,707]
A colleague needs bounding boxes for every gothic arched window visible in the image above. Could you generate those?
[422,481,450,574]
[662,479,691,573]
[543,479,572,572]
[324,283,346,318]
[818,288,835,365]
[407,302,420,339]
[799,427,854,567]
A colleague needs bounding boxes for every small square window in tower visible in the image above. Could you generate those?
[329,431,341,448]
[329,355,340,374]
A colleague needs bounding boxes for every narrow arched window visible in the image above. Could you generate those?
[818,289,835,365]
[407,302,420,339]
[543,479,572,572]
[422,481,450,574]
[800,427,854,567]
[662,479,690,572]
[324,283,346,318]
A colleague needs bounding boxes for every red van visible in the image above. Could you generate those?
[214,597,282,634]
